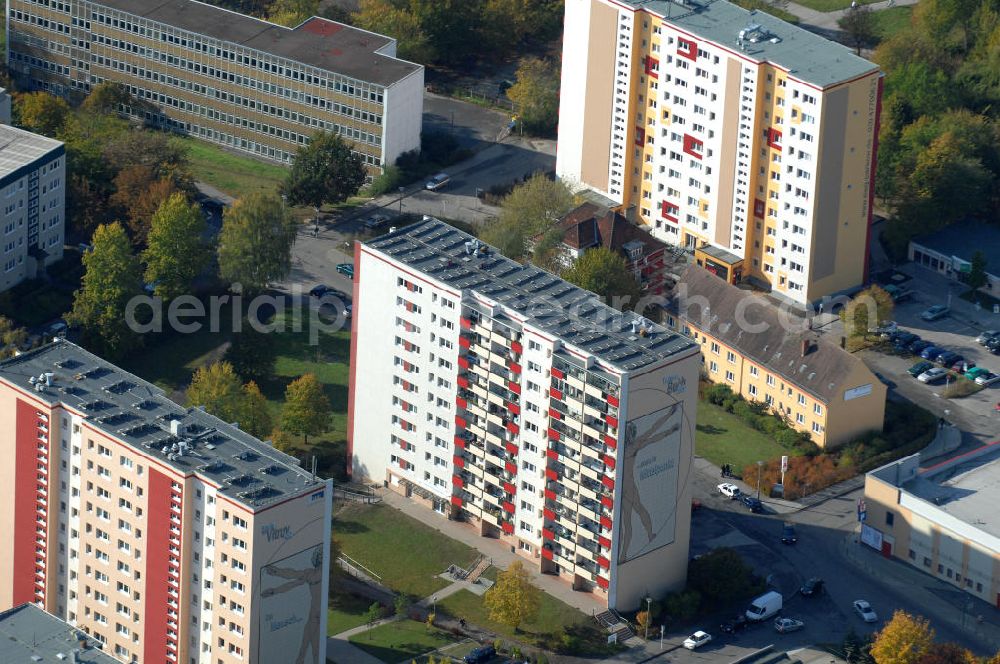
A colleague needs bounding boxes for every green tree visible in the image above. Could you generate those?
[186,362,245,424]
[562,247,641,309]
[0,316,27,358]
[687,548,761,607]
[406,0,479,66]
[364,602,382,637]
[142,193,210,300]
[870,610,934,664]
[281,373,331,444]
[353,0,435,63]
[268,0,318,26]
[967,250,988,290]
[269,428,297,454]
[839,5,878,56]
[506,57,560,135]
[224,324,277,384]
[240,381,273,439]
[480,174,575,261]
[217,192,297,293]
[67,222,143,358]
[81,82,132,115]
[281,132,366,225]
[394,594,412,619]
[482,560,540,632]
[14,91,72,137]
[840,285,895,337]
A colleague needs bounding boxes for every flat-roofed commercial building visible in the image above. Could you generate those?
[6,0,424,172]
[556,0,882,304]
[0,340,333,664]
[0,602,125,663]
[348,218,703,610]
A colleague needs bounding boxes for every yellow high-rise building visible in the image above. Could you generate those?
[556,0,883,305]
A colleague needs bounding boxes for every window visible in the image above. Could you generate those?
[709,361,718,373]
[749,366,758,377]
[885,511,894,526]
[726,351,736,363]
[725,371,735,382]
[710,342,720,354]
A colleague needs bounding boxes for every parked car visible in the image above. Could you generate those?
[989,338,1000,354]
[781,523,798,545]
[746,591,783,622]
[363,212,391,230]
[921,304,950,321]
[309,284,337,298]
[720,615,748,634]
[683,631,713,650]
[718,483,741,499]
[918,368,949,384]
[465,645,497,664]
[908,339,932,355]
[976,372,1000,387]
[741,495,764,513]
[43,320,68,339]
[936,351,962,367]
[965,367,989,382]
[883,284,914,302]
[977,331,1000,345]
[336,263,354,278]
[425,172,451,191]
[893,331,918,347]
[853,599,878,623]
[799,577,824,596]
[920,346,945,360]
[908,361,934,378]
[873,321,898,338]
[774,617,805,633]
[953,360,975,373]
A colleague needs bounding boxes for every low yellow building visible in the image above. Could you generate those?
[665,266,886,448]
[865,450,1000,609]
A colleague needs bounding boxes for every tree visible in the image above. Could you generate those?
[224,324,277,384]
[562,247,641,309]
[111,165,181,245]
[841,285,894,337]
[281,132,366,225]
[353,0,436,63]
[687,548,761,607]
[364,602,381,638]
[239,381,273,438]
[142,193,209,300]
[0,316,27,358]
[268,0,318,26]
[635,610,651,637]
[967,250,988,290]
[217,192,297,292]
[917,643,976,664]
[66,222,143,359]
[482,560,540,632]
[506,57,560,135]
[480,174,575,261]
[187,362,246,424]
[14,91,72,137]
[839,5,878,56]
[871,610,934,664]
[394,594,411,619]
[81,82,132,115]
[281,373,331,444]
[269,428,296,454]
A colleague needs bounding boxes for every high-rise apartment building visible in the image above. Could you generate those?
[6,0,424,172]
[0,340,333,664]
[556,0,882,304]
[0,123,64,293]
[347,218,702,610]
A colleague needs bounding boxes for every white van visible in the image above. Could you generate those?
[745,591,782,622]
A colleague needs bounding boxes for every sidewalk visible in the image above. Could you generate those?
[380,489,608,615]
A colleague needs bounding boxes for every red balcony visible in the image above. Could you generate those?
[455,416,467,429]
[507,402,520,415]
[599,535,612,549]
[451,495,463,507]
[454,436,466,449]
[601,476,615,491]
[601,495,614,510]
[543,507,556,521]
[603,455,616,470]
[457,376,470,388]
[458,357,470,369]
[541,548,554,560]
[547,428,560,441]
[544,489,556,500]
[505,422,519,435]
[502,501,515,513]
[596,576,609,589]
[545,449,559,461]
[600,515,613,529]
[504,442,519,455]
[505,461,518,474]
[508,381,521,394]
[597,556,610,569]
[460,317,473,329]
[551,367,565,380]
[510,341,522,354]
[398,458,408,470]
[607,394,620,407]
[545,468,559,481]
[550,387,563,400]
[548,407,563,420]
[501,522,515,535]
[542,528,555,541]
[453,455,465,469]
[503,481,516,494]
[458,335,472,349]
[508,362,521,374]
[605,415,619,428]
[452,475,464,488]
[604,434,617,450]
[456,397,467,410]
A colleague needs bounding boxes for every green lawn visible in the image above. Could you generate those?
[334,503,478,598]
[871,5,914,39]
[328,592,378,636]
[790,0,878,12]
[348,619,457,663]
[731,0,800,23]
[170,135,287,198]
[695,400,801,472]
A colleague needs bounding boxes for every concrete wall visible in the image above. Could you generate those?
[382,65,424,168]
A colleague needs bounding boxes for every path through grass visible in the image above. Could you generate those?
[348,619,457,663]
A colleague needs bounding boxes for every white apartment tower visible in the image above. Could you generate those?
[347,218,702,610]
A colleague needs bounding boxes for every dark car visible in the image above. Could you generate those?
[465,645,497,664]
[741,495,764,513]
[921,346,945,360]
[908,339,933,354]
[893,332,918,348]
[781,523,798,544]
[336,263,354,279]
[800,577,824,596]
[310,284,347,300]
[908,361,934,377]
[720,614,749,634]
[936,351,961,366]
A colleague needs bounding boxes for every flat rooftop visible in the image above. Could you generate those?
[0,124,63,179]
[93,0,422,86]
[0,340,323,510]
[366,218,698,373]
[622,0,878,88]
[912,220,1000,271]
[903,448,1000,541]
[0,603,122,663]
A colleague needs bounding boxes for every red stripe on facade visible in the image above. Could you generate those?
[13,399,43,606]
[144,469,173,662]
[345,243,362,477]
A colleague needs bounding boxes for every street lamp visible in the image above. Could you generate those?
[756,460,764,500]
[398,186,405,216]
[644,596,652,640]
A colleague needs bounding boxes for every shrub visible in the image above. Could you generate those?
[661,589,702,622]
[704,383,734,406]
[688,548,763,608]
[365,165,403,197]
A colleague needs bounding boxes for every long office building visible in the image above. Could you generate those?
[0,340,333,664]
[6,0,424,172]
[556,0,882,304]
[347,218,702,610]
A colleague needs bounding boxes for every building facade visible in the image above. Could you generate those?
[6,0,424,172]
[556,0,882,304]
[908,220,1000,297]
[347,218,702,610]
[0,340,333,664]
[665,266,885,448]
[865,449,1000,609]
[0,124,65,293]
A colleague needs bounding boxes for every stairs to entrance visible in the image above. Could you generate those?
[466,555,492,584]
[594,609,635,643]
